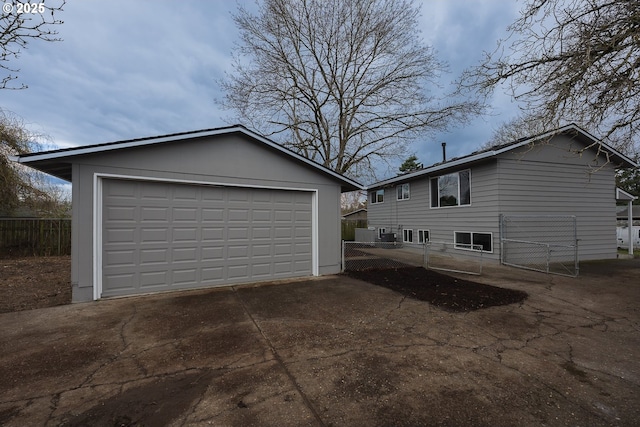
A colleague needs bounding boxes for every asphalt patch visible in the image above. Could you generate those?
[345,267,528,312]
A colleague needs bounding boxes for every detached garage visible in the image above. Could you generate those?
[17,125,361,302]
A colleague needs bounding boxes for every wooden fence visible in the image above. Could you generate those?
[0,218,72,258]
[341,219,368,241]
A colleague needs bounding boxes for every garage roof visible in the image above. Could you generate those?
[15,124,363,192]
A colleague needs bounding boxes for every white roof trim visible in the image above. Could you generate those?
[368,124,638,189]
[616,187,637,201]
[17,125,363,190]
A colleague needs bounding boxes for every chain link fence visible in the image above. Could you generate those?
[342,241,425,271]
[342,240,483,275]
[425,241,484,275]
[500,215,578,277]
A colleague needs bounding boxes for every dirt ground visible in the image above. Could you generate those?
[0,256,528,313]
[0,256,71,313]
[0,257,639,426]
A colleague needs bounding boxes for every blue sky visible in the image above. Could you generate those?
[3,0,522,183]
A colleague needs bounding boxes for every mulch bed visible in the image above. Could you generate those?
[345,267,528,312]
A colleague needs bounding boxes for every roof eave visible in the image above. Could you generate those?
[16,125,364,191]
[366,124,637,190]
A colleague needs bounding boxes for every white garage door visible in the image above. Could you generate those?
[101,179,313,298]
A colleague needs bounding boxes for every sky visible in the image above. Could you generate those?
[2,0,523,185]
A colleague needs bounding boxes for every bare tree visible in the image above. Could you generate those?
[461,0,640,155]
[0,109,67,217]
[221,0,482,180]
[482,113,555,149]
[1,0,65,89]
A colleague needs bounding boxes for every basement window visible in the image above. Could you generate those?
[454,231,492,253]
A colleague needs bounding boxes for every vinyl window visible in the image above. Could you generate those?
[454,231,492,252]
[418,229,430,243]
[396,183,410,200]
[430,170,471,208]
[403,229,413,243]
[370,189,384,204]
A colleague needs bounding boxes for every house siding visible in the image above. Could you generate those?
[497,140,618,261]
[368,161,501,259]
[367,133,622,264]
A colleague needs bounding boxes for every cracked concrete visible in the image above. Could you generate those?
[0,259,639,426]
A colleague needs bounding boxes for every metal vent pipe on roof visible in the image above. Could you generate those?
[441,142,447,162]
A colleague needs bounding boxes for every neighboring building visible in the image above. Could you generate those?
[616,205,640,226]
[342,208,367,221]
[366,124,638,262]
[16,125,362,302]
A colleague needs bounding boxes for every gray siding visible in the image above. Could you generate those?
[368,161,501,259]
[70,134,344,302]
[367,134,619,263]
[497,135,618,260]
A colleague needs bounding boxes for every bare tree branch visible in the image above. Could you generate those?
[460,0,639,155]
[220,0,483,180]
[1,0,65,89]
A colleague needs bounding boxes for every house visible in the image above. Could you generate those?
[16,125,362,302]
[366,124,638,263]
[342,208,367,221]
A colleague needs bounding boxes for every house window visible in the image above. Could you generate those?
[418,229,429,243]
[370,189,384,204]
[378,227,387,239]
[430,170,471,208]
[403,229,413,243]
[396,183,410,200]
[454,231,492,252]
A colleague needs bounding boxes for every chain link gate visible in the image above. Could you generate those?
[499,214,579,277]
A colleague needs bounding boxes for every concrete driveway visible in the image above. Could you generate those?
[1,260,639,426]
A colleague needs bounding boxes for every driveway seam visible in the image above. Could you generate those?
[231,286,326,427]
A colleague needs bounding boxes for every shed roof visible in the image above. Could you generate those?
[15,124,363,192]
[368,124,638,189]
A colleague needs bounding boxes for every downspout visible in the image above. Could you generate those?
[628,200,634,256]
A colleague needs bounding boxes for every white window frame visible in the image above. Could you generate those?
[378,227,387,239]
[403,229,413,243]
[371,189,384,204]
[453,231,493,253]
[417,229,430,244]
[396,183,410,201]
[430,169,471,208]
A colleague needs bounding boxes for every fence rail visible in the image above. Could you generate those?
[0,218,71,258]
[500,214,578,277]
[425,241,484,275]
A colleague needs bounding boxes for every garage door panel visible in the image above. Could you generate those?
[172,227,198,242]
[173,207,198,221]
[173,267,198,283]
[104,250,136,267]
[140,271,167,287]
[107,228,136,243]
[104,273,136,291]
[141,207,169,221]
[102,179,313,297]
[140,248,167,264]
[274,227,292,238]
[228,227,249,240]
[141,228,168,243]
[202,246,224,260]
[228,245,249,259]
[202,208,224,221]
